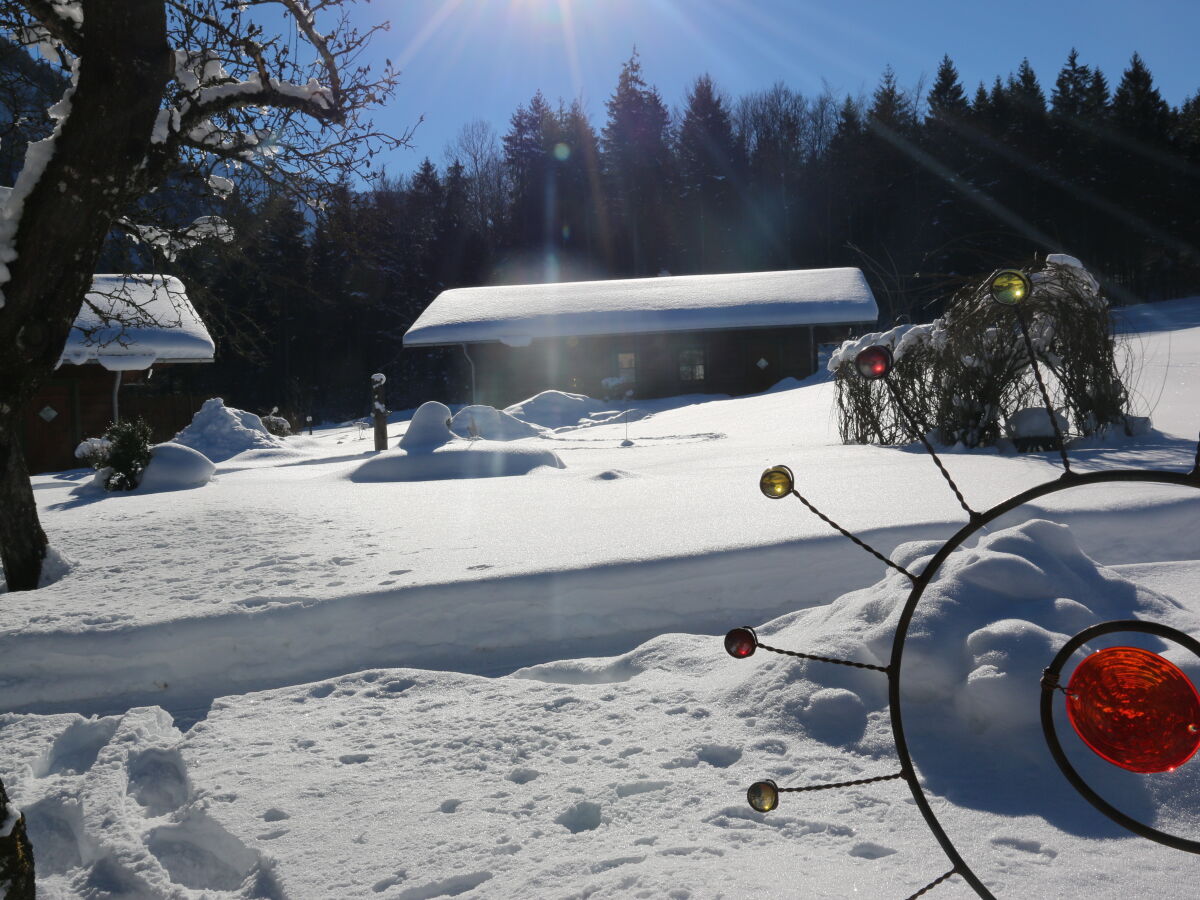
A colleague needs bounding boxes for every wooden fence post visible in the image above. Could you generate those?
[371,373,388,452]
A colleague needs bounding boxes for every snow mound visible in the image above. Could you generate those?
[449,404,546,441]
[358,399,563,481]
[1005,407,1069,438]
[740,518,1199,830]
[136,443,215,493]
[504,391,611,429]
[171,398,286,462]
[399,401,454,449]
[350,442,565,482]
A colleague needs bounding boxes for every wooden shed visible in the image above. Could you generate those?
[403,268,879,405]
[20,274,215,473]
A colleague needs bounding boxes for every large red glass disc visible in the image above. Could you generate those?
[1066,646,1200,773]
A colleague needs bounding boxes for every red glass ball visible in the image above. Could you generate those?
[1066,646,1200,773]
[724,627,758,659]
[855,346,893,381]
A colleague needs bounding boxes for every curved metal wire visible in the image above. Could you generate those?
[1040,619,1200,854]
[888,468,1200,899]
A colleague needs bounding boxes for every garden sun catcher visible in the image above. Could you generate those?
[723,268,1200,898]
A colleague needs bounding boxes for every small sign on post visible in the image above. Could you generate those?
[371,373,388,451]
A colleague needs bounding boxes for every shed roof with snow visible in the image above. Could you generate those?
[58,274,215,370]
[403,268,879,348]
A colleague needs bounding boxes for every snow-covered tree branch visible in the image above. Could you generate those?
[0,0,407,597]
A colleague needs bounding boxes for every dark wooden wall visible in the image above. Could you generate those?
[20,365,209,474]
[465,323,864,408]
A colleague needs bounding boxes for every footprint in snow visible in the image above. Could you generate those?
[848,842,897,859]
[991,836,1058,859]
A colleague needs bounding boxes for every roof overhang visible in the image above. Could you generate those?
[57,274,215,370]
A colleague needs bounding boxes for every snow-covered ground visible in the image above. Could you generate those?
[3,297,1200,898]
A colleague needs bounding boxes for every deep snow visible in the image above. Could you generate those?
[2,296,1200,898]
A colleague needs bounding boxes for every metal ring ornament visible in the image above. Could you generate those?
[887,468,1200,899]
[1039,620,1200,854]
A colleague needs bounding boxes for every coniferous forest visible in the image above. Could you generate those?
[6,47,1200,420]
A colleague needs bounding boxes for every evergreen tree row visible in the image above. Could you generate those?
[7,46,1198,419]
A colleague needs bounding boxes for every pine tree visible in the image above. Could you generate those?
[1082,67,1111,122]
[1004,59,1047,147]
[868,64,916,131]
[600,50,674,275]
[1112,52,1172,143]
[502,91,555,250]
[969,82,992,124]
[1051,49,1090,119]
[1179,92,1200,159]
[925,55,968,124]
[676,73,740,271]
[553,99,603,266]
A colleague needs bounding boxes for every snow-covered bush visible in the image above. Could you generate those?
[101,418,153,491]
[173,398,287,462]
[261,408,292,437]
[831,256,1130,448]
[74,436,113,470]
[137,443,215,492]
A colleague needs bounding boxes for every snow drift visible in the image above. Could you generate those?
[172,398,287,462]
[351,401,564,481]
[136,443,215,493]
[449,404,546,441]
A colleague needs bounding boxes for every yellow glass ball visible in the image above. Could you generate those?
[989,269,1031,306]
[759,465,794,499]
[747,780,780,813]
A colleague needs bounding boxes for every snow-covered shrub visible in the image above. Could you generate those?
[832,323,939,444]
[102,418,153,491]
[831,255,1130,448]
[262,407,292,437]
[173,398,287,461]
[74,436,112,469]
[137,443,215,492]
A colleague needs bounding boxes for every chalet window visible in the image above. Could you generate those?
[679,348,706,382]
[617,352,637,384]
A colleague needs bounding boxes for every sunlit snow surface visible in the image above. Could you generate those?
[2,297,1200,898]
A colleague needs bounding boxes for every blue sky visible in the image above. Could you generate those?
[352,0,1199,174]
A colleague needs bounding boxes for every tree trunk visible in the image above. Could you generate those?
[0,778,35,899]
[0,0,170,592]
[0,416,46,592]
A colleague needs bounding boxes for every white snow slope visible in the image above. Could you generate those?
[2,296,1200,898]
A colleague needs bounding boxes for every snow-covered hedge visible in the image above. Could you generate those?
[832,255,1131,448]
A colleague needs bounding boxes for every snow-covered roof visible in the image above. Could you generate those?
[58,274,215,370]
[404,268,878,348]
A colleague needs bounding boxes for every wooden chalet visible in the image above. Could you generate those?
[403,268,879,405]
[20,274,214,473]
